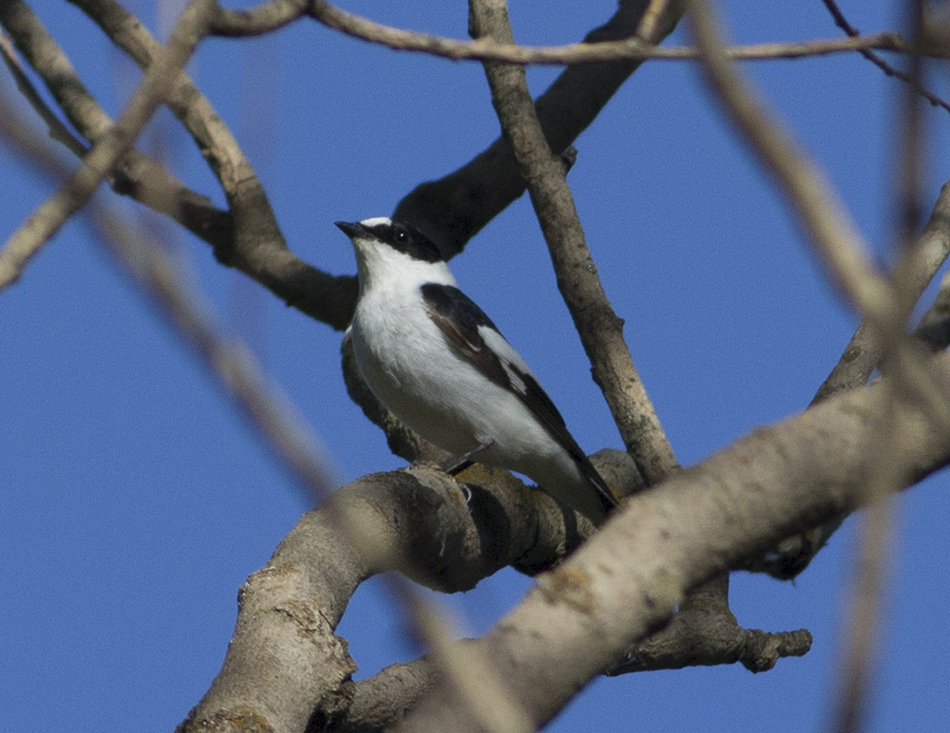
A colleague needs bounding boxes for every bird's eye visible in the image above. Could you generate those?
[393,228,409,245]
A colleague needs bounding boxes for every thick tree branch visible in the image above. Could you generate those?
[609,576,812,674]
[400,350,950,731]
[336,605,811,732]
[180,341,950,731]
[2,87,562,733]
[180,464,594,733]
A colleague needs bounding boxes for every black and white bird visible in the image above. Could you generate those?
[336,217,618,525]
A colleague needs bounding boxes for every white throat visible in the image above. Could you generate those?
[352,237,456,296]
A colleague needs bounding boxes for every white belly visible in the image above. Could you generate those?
[352,291,556,462]
[350,287,602,518]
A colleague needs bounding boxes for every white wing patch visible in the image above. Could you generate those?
[478,325,533,397]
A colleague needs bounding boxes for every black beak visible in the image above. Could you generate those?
[335,221,364,238]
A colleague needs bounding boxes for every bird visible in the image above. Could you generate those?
[336,216,619,525]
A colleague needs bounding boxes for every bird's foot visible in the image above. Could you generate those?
[438,440,494,476]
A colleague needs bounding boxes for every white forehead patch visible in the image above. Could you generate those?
[360,216,392,228]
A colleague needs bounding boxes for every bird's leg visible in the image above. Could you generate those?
[439,439,494,476]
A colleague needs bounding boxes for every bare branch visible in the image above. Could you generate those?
[181,464,594,733]
[821,0,950,116]
[336,573,810,729]
[0,0,216,289]
[685,14,945,727]
[3,76,559,732]
[208,0,308,36]
[0,0,232,249]
[310,1,919,66]
[695,0,950,580]
[609,574,813,674]
[399,350,950,731]
[393,0,683,254]
[0,29,87,159]
[469,0,676,487]
[814,181,950,403]
[70,0,358,331]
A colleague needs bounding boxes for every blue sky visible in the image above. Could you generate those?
[3,1,949,731]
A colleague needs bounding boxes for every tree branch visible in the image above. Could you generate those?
[208,0,308,36]
[394,349,950,730]
[820,0,950,116]
[470,0,675,486]
[61,0,359,330]
[813,183,950,404]
[0,0,216,290]
[177,340,950,731]
[0,28,86,159]
[180,464,596,733]
[307,1,922,65]
[393,0,683,255]
[0,0,232,250]
[686,0,950,580]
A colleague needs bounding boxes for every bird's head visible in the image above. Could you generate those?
[335,217,452,292]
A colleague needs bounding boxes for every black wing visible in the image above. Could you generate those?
[421,283,618,516]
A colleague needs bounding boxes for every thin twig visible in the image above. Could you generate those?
[821,0,950,115]
[0,30,87,159]
[305,1,920,65]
